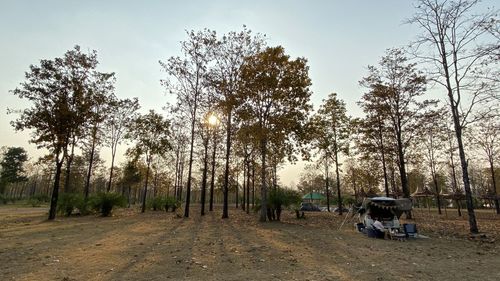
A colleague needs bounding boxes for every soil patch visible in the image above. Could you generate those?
[1,205,499,281]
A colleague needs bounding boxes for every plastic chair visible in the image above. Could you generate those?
[403,223,418,238]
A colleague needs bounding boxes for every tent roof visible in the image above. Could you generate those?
[302,192,325,200]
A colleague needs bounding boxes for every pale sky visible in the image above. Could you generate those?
[0,0,421,186]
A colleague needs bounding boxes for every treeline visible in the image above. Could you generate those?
[1,1,498,232]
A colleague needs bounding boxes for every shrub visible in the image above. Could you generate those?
[165,197,179,212]
[148,197,166,211]
[268,188,302,221]
[57,193,84,216]
[147,196,180,212]
[89,193,126,217]
[0,194,8,204]
[27,194,50,207]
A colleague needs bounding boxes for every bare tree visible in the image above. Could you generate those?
[161,30,215,218]
[469,116,499,214]
[408,0,499,233]
[105,97,140,194]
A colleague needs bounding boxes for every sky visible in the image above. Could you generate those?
[0,0,421,187]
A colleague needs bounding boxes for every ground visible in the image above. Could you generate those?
[1,205,499,281]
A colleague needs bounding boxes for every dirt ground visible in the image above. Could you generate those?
[1,205,499,281]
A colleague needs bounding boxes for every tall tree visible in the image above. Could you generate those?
[408,0,499,233]
[83,72,115,198]
[10,46,108,220]
[105,97,140,194]
[238,46,312,222]
[209,27,265,219]
[0,147,28,194]
[356,101,394,197]
[360,48,428,216]
[161,30,215,218]
[127,110,171,213]
[312,93,350,214]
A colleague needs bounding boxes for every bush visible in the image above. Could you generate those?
[267,189,302,221]
[147,196,179,212]
[57,193,85,216]
[165,197,180,212]
[148,197,166,211]
[0,194,8,204]
[89,193,126,217]
[27,194,50,207]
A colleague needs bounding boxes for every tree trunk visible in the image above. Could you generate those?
[432,172,442,215]
[246,160,250,214]
[84,132,97,200]
[236,169,239,209]
[48,152,64,220]
[325,156,330,212]
[377,116,390,197]
[396,128,411,219]
[141,154,151,213]
[242,160,246,211]
[334,147,342,216]
[201,137,209,216]
[178,156,184,202]
[222,109,232,219]
[252,163,255,208]
[451,106,478,232]
[173,147,180,200]
[107,143,117,193]
[333,127,343,215]
[259,137,268,222]
[64,138,76,193]
[184,86,198,218]
[488,160,499,215]
[209,133,217,212]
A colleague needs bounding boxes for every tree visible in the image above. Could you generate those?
[360,48,428,216]
[311,93,350,214]
[237,46,312,222]
[470,117,499,214]
[408,0,499,233]
[0,147,28,194]
[161,30,215,218]
[355,102,394,197]
[418,107,448,214]
[10,46,109,220]
[209,27,265,219]
[127,110,171,213]
[105,97,140,194]
[83,72,115,199]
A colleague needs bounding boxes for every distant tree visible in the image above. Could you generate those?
[161,30,215,218]
[360,48,429,217]
[418,107,448,214]
[238,46,313,222]
[469,117,500,214]
[408,0,498,233]
[127,110,171,213]
[10,46,109,220]
[311,93,350,214]
[105,97,140,194]
[120,158,142,207]
[297,166,326,197]
[0,147,28,194]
